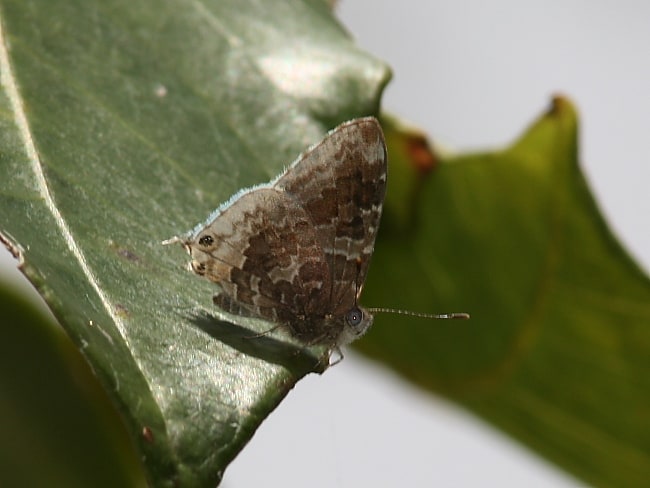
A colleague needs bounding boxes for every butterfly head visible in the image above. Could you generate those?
[334,305,374,347]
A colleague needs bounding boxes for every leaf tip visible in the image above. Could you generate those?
[547,93,579,127]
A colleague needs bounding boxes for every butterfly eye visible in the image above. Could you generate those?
[198,234,214,247]
[346,307,364,327]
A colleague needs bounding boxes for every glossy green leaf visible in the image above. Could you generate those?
[0,282,147,487]
[0,1,389,485]
[360,98,650,487]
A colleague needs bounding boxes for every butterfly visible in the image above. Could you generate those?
[167,117,467,355]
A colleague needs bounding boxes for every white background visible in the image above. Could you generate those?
[2,1,649,487]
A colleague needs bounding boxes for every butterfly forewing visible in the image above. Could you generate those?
[275,118,387,316]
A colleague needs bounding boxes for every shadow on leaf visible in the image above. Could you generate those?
[190,313,328,376]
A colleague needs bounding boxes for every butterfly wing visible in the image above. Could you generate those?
[274,117,387,317]
[186,187,332,324]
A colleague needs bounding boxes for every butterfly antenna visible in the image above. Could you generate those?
[367,308,470,320]
[161,235,183,245]
[358,259,468,319]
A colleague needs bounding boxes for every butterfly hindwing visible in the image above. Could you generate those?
[187,187,332,324]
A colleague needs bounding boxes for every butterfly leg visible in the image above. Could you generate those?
[243,323,286,340]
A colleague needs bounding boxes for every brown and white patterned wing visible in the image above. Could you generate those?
[185,187,331,324]
[274,117,387,316]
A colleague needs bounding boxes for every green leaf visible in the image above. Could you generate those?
[0,1,389,485]
[360,98,650,487]
[0,281,147,488]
